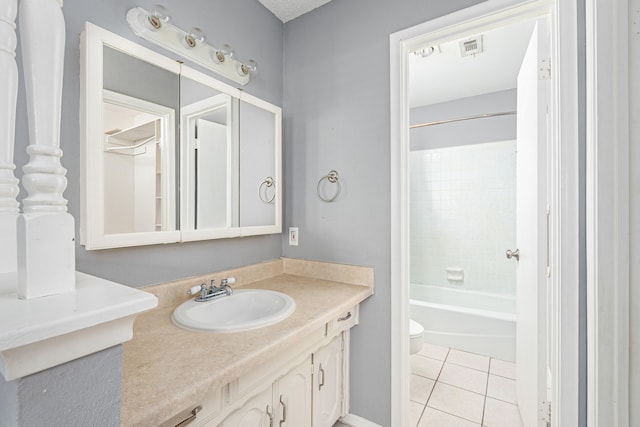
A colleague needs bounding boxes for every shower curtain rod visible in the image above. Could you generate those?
[409,110,517,129]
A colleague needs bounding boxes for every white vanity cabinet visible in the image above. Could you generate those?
[175,305,360,427]
[219,385,272,427]
[313,335,344,427]
[275,355,313,426]
[220,356,313,427]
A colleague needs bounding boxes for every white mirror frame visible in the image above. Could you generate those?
[236,91,282,237]
[80,22,282,249]
[81,22,181,250]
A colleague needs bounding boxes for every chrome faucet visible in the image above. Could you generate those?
[187,277,235,302]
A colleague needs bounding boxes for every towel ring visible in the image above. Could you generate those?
[317,170,341,202]
[259,176,276,203]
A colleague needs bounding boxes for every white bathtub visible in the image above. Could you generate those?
[409,284,516,362]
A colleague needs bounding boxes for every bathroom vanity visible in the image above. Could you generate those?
[121,258,373,427]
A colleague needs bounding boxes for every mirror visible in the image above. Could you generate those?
[81,23,281,249]
[102,47,178,235]
[239,96,280,228]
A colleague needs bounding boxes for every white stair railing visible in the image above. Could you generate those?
[0,0,19,274]
[16,0,75,298]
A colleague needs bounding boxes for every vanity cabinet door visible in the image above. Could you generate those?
[312,334,344,427]
[221,386,273,427]
[275,356,312,427]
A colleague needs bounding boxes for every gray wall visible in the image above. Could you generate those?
[281,1,485,424]
[410,89,517,151]
[0,346,122,427]
[13,0,284,287]
[577,1,587,425]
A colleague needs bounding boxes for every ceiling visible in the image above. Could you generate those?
[257,2,537,110]
[409,18,537,108]
[257,0,334,22]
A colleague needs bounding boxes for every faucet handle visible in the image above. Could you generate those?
[221,277,236,286]
[187,284,205,295]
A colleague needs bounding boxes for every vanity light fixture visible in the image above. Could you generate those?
[212,44,234,64]
[237,59,258,77]
[146,4,170,30]
[126,5,256,85]
[183,27,205,49]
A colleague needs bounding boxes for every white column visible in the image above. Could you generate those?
[0,0,19,274]
[17,0,75,298]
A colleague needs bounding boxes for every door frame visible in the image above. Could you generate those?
[389,0,580,425]
[585,0,630,425]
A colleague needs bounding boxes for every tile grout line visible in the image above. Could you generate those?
[428,348,489,425]
[482,358,493,426]
[418,346,449,426]
[414,403,426,427]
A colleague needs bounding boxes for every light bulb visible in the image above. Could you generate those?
[237,59,258,76]
[184,27,205,48]
[212,44,234,63]
[147,4,170,30]
[414,46,438,58]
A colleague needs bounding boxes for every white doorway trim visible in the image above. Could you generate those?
[389,1,580,425]
[585,0,630,425]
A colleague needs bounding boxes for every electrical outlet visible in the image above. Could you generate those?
[289,227,299,246]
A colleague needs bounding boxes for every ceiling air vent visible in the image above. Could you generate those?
[459,35,483,57]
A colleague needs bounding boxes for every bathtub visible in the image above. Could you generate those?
[409,284,516,362]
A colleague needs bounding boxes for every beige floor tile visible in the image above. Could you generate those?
[486,374,517,404]
[427,382,485,424]
[418,407,481,427]
[418,342,449,360]
[409,401,425,427]
[410,374,436,404]
[483,397,523,427]
[438,362,488,394]
[411,354,444,380]
[489,359,516,380]
[447,349,490,372]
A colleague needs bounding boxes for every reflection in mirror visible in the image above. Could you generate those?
[239,97,277,228]
[102,46,178,234]
[81,23,281,249]
[180,74,238,232]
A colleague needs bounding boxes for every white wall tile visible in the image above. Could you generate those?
[409,140,517,297]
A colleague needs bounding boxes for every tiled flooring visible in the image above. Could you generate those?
[410,343,523,427]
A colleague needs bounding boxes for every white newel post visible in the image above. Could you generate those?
[0,0,19,274]
[17,0,75,298]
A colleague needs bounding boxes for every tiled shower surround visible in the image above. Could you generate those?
[409,140,517,296]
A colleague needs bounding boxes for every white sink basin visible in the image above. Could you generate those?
[171,289,296,333]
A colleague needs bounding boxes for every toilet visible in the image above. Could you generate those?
[409,319,424,355]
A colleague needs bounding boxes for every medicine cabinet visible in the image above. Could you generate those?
[80,23,281,249]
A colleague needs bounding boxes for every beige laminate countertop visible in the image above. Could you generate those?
[121,273,373,427]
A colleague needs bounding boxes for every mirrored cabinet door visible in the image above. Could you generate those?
[81,23,281,249]
[81,24,183,249]
[239,95,280,229]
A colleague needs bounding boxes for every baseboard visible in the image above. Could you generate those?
[338,413,383,427]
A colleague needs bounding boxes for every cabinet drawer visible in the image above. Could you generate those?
[328,305,358,335]
[163,385,222,427]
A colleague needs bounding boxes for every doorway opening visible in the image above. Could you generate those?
[407,13,548,425]
[390,1,580,426]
